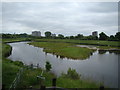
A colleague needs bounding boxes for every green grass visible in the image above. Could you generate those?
[57,68,100,88]
[2,43,12,57]
[2,58,20,88]
[57,76,99,88]
[97,46,120,49]
[18,68,56,88]
[33,39,120,47]
[28,42,95,60]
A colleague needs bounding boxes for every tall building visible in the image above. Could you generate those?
[92,31,98,37]
[32,31,41,37]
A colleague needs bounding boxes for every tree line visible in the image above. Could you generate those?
[44,31,120,41]
[1,31,120,41]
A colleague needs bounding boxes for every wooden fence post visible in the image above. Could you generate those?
[40,85,46,90]
[52,78,56,87]
[100,86,104,90]
[2,84,5,90]
[30,64,33,69]
[37,64,39,68]
[52,78,56,90]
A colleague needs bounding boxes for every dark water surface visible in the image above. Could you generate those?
[8,42,119,88]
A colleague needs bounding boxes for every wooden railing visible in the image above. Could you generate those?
[9,68,24,90]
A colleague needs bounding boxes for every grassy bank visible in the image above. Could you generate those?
[57,76,99,88]
[28,42,95,60]
[2,58,21,88]
[33,39,120,47]
[2,43,12,57]
[2,42,21,88]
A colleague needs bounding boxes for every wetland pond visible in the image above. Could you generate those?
[8,42,119,88]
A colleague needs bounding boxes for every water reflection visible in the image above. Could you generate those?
[98,50,120,55]
[98,50,107,54]
[46,52,67,60]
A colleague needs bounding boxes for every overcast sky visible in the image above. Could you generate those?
[2,2,118,36]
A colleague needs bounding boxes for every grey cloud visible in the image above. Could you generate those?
[2,2,118,36]
[87,2,118,13]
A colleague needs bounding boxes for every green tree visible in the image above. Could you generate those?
[86,35,98,40]
[45,61,52,72]
[19,33,28,38]
[45,31,51,38]
[70,36,74,39]
[108,35,115,41]
[99,32,108,40]
[115,32,120,41]
[58,34,64,39]
[65,36,69,39]
[75,34,83,39]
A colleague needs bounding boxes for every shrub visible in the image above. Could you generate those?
[63,68,80,80]
[45,61,52,72]
[13,61,24,67]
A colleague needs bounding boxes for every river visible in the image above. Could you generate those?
[8,42,119,88]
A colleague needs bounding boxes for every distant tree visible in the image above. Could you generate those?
[94,36,98,40]
[45,31,52,38]
[19,33,28,38]
[87,35,98,40]
[81,36,88,40]
[65,36,69,39]
[58,34,64,39]
[2,33,30,38]
[2,34,13,38]
[70,36,74,39]
[108,35,115,41]
[75,34,83,39]
[99,32,108,40]
[115,32,120,41]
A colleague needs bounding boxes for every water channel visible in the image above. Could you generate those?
[8,42,119,88]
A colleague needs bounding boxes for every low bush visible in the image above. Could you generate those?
[13,61,24,67]
[62,68,80,80]
[45,61,52,72]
